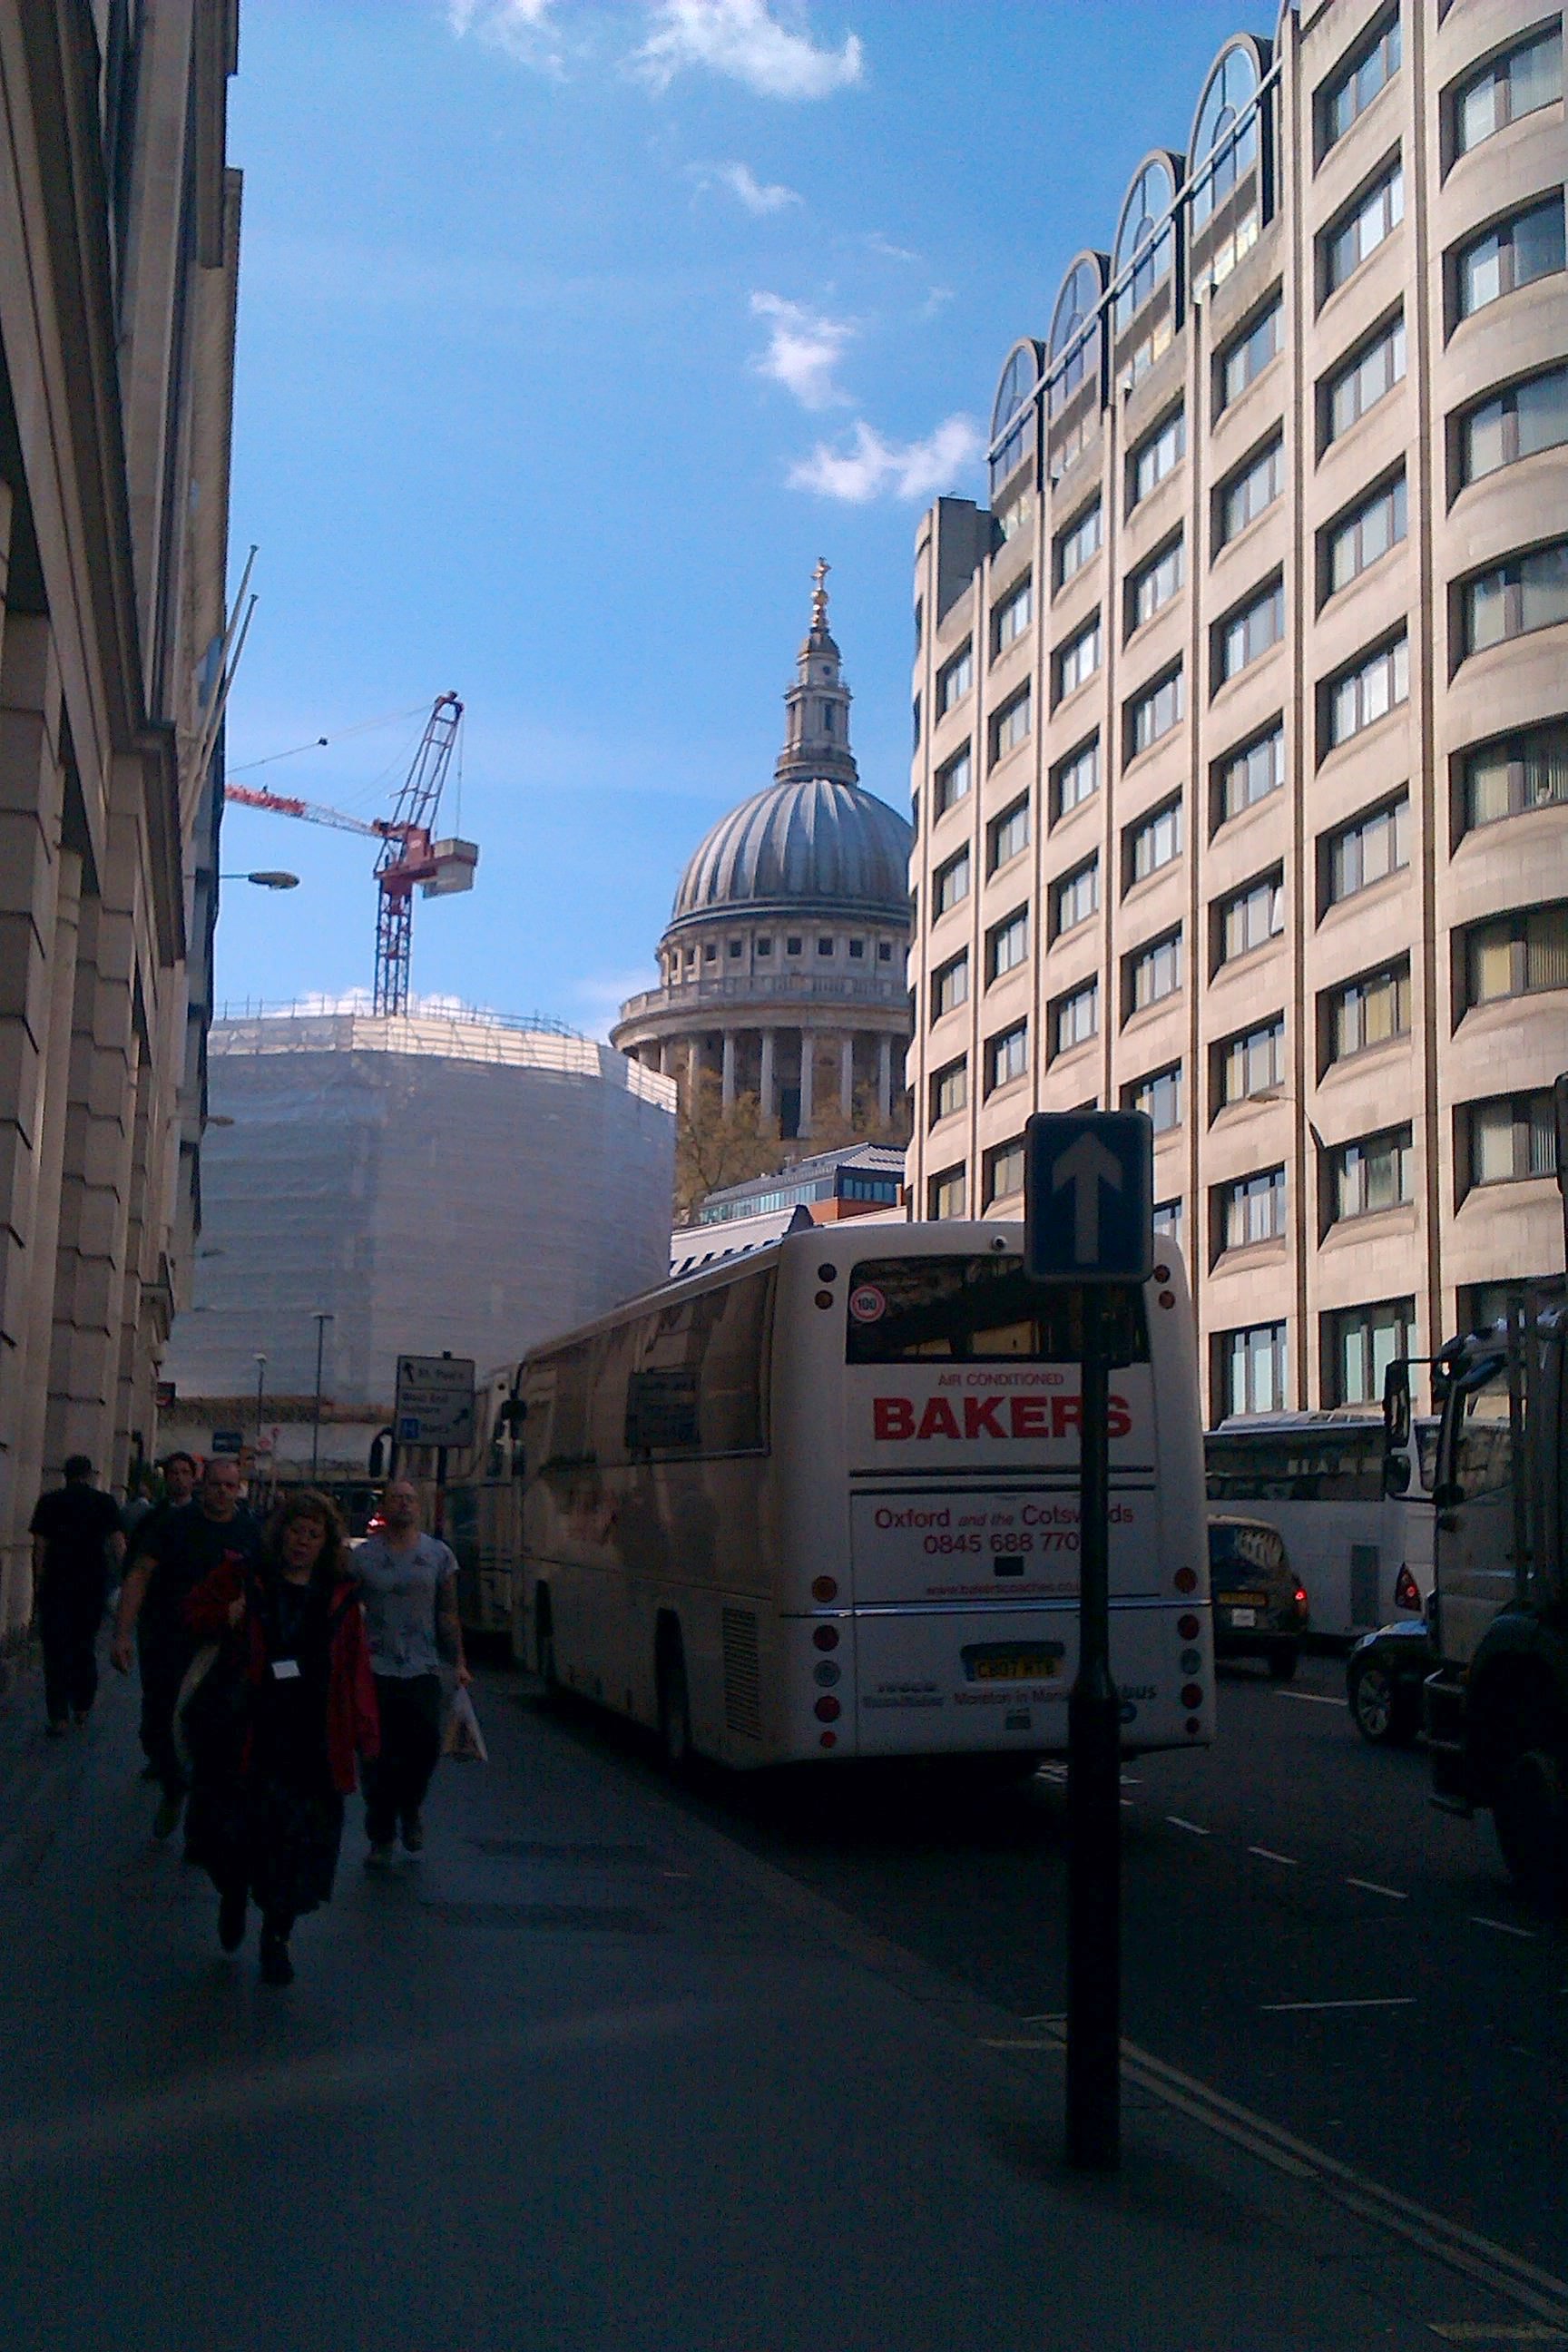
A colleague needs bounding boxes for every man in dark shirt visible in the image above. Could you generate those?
[112,1456,260,1836]
[30,1457,125,1735]
[122,1452,200,1779]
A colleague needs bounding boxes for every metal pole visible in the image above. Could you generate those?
[310,1313,331,1481]
[1066,1282,1121,2170]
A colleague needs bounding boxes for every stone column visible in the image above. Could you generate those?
[877,1034,893,1125]
[839,1034,855,1121]
[720,1030,736,1112]
[799,1027,814,1136]
[686,1037,700,1095]
[759,1029,776,1123]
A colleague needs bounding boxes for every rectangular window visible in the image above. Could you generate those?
[1127,796,1183,886]
[1466,1091,1560,1186]
[995,490,1030,544]
[1221,1165,1288,1250]
[1327,632,1409,749]
[1217,577,1285,687]
[993,574,1034,655]
[992,685,1033,762]
[934,744,971,817]
[1128,537,1184,633]
[1323,162,1404,297]
[1461,722,1568,829]
[984,1138,1026,1209]
[934,848,970,916]
[1461,366,1568,484]
[1327,473,1407,595]
[1321,12,1401,152]
[930,1059,967,1123]
[1455,25,1563,157]
[987,906,1030,982]
[1215,721,1285,825]
[928,1164,966,1220]
[1217,436,1283,546]
[1334,1125,1414,1220]
[1326,1298,1414,1408]
[1054,617,1102,702]
[1218,294,1282,411]
[1219,869,1285,962]
[1052,980,1098,1057]
[1325,314,1406,443]
[1152,1197,1183,1246]
[1220,1321,1289,1416]
[1052,737,1099,822]
[1465,902,1568,1004]
[1462,541,1568,656]
[1128,664,1184,757]
[1126,1061,1182,1133]
[1220,1015,1285,1104]
[912,695,921,750]
[1130,407,1185,508]
[1329,962,1410,1058]
[1456,196,1566,321]
[1055,500,1102,588]
[932,953,969,1019]
[1326,794,1410,904]
[1052,858,1099,939]
[1126,926,1182,1014]
[988,797,1030,874]
[987,1020,1029,1093]
[937,642,974,714]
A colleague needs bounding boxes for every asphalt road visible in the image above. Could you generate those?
[551,1646,1568,2275]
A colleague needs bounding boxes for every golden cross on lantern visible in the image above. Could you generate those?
[811,556,830,627]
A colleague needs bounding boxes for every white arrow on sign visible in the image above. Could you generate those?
[1052,1132,1124,1265]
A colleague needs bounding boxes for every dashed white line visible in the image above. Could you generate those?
[1259,1995,1415,2014]
[1248,1844,1300,1867]
[1166,1815,1210,1837]
[1273,1690,1343,1705]
[1346,1876,1408,1901]
[1472,1916,1537,1941]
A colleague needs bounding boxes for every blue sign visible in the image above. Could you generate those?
[1023,1112,1154,1284]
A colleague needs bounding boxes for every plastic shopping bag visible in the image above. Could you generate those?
[442,1681,488,1763]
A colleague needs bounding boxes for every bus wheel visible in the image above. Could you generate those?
[658,1635,692,1774]
[534,1591,558,1697]
[1493,1745,1568,1911]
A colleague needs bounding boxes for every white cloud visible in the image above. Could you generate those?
[712,161,802,214]
[636,1,864,100]
[750,291,855,409]
[785,413,983,503]
[862,230,918,264]
[447,0,564,71]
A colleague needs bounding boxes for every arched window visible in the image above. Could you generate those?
[1114,158,1176,331]
[1047,257,1102,417]
[1191,42,1259,226]
[989,339,1041,496]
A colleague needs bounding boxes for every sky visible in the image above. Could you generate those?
[217,0,1259,1038]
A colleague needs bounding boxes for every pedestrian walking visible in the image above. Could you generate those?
[112,1457,259,1838]
[29,1457,125,1735]
[122,1453,199,1781]
[353,1479,469,1865]
[182,1490,379,1987]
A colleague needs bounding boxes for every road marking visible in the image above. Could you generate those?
[1472,1916,1537,1941]
[1273,1689,1343,1705]
[1346,1876,1409,1900]
[1259,1996,1415,2014]
[1428,2327,1568,2343]
[1249,1844,1299,1867]
[978,2037,1057,2051]
[1166,1814,1210,1837]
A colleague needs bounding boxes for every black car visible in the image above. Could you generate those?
[1346,1617,1436,1745]
[1208,1515,1309,1680]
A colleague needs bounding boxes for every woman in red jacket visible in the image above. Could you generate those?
[184,1490,378,1986]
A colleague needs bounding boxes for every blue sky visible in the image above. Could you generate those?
[218,0,1257,1035]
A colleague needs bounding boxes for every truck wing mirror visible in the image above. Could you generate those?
[1431,1479,1463,1512]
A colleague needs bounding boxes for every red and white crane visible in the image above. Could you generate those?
[224,691,477,1017]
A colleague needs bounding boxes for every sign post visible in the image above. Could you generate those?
[1024,1109,1154,2173]
[393,1352,476,1537]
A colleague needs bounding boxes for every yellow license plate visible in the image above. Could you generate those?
[1217,1592,1266,1609]
[973,1652,1060,1681]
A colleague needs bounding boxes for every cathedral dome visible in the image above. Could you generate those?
[670,773,912,933]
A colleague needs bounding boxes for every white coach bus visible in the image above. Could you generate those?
[507,1220,1214,1771]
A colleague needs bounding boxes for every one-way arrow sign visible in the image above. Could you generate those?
[1024,1111,1154,1283]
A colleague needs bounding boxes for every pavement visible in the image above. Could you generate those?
[0,1651,1563,2352]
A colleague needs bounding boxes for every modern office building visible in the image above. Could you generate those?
[615,570,913,1139]
[906,0,1567,1424]
[0,5,242,1639]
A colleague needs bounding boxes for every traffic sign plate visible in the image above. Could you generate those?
[1023,1112,1154,1284]
[393,1354,476,1448]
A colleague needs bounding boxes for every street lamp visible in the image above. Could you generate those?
[310,1312,333,1482]
[254,1353,268,1500]
[219,870,300,889]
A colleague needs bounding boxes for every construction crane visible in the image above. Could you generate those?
[223,691,477,1016]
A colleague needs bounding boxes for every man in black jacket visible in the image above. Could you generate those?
[122,1453,200,1779]
[30,1458,125,1735]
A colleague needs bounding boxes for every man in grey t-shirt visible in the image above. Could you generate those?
[354,1480,469,1862]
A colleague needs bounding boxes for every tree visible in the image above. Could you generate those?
[673,1075,780,1223]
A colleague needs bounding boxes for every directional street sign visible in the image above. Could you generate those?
[393,1353,476,1449]
[1023,1111,1154,1285]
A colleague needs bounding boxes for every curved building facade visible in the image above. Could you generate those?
[907,3,1567,1429]
[614,572,913,1138]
